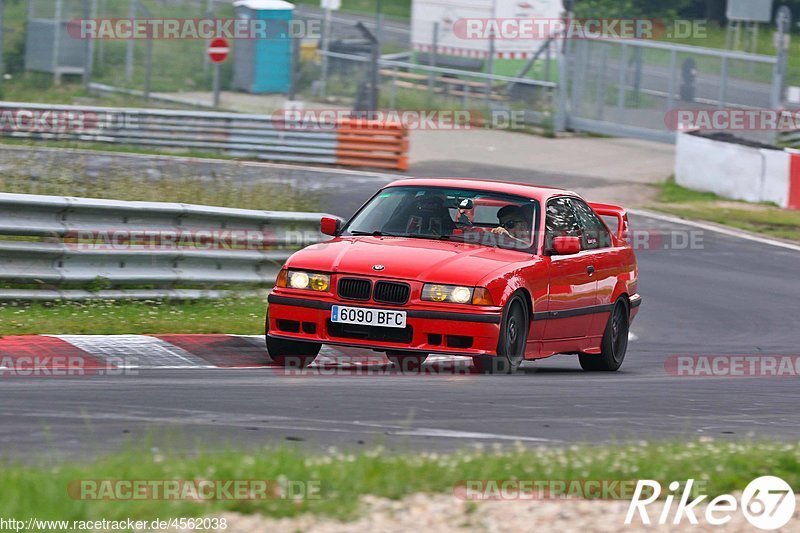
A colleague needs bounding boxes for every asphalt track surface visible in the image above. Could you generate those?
[1,170,799,458]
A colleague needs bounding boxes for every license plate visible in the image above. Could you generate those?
[331,305,407,329]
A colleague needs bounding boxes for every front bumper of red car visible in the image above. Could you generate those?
[267,292,503,356]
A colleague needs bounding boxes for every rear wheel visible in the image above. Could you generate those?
[579,298,629,372]
[266,335,321,369]
[387,351,428,372]
[472,296,528,374]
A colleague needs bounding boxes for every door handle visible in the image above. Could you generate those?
[587,265,596,275]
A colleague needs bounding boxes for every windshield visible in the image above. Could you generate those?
[343,186,539,251]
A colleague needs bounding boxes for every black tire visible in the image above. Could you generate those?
[472,295,528,374]
[579,298,629,372]
[266,335,321,369]
[387,351,428,372]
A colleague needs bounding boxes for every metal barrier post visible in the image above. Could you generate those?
[666,49,677,112]
[52,0,62,84]
[428,22,438,95]
[389,67,398,109]
[616,43,628,123]
[319,4,332,98]
[0,0,5,79]
[718,56,728,109]
[83,0,97,90]
[125,0,136,82]
[771,6,791,109]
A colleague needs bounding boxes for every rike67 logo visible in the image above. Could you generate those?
[626,476,795,530]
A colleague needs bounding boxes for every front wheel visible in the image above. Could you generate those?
[266,335,321,369]
[579,298,629,372]
[387,352,428,372]
[472,295,528,374]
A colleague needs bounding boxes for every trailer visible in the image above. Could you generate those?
[411,0,564,61]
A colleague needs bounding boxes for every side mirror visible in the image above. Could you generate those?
[320,216,343,237]
[553,236,582,255]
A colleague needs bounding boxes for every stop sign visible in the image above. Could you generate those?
[208,38,230,64]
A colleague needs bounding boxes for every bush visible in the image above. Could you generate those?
[573,0,693,20]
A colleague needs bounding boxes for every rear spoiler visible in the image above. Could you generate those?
[589,202,629,241]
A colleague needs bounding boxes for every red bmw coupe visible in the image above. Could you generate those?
[266,179,641,374]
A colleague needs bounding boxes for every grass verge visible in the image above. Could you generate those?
[0,164,319,212]
[649,178,800,242]
[1,440,798,523]
[0,298,267,336]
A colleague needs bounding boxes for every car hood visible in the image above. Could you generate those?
[286,236,532,286]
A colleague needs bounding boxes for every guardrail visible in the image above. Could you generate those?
[0,193,328,301]
[0,102,409,171]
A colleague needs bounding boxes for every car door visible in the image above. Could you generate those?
[542,197,597,341]
[570,198,622,340]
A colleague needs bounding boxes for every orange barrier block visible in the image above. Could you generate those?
[335,119,409,171]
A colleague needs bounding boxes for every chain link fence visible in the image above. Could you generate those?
[299,49,557,128]
[90,0,234,95]
[4,0,794,144]
[564,38,782,143]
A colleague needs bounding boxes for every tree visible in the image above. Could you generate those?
[573,0,694,19]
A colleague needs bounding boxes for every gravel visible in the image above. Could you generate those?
[190,492,800,533]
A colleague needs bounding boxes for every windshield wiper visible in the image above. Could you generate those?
[350,230,400,237]
[350,230,451,241]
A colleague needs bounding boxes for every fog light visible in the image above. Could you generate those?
[309,273,330,291]
[427,285,448,302]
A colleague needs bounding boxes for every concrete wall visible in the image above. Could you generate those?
[675,132,791,207]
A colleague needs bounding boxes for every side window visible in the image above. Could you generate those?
[570,198,613,250]
[545,197,581,251]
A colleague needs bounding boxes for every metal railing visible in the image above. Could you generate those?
[312,50,557,122]
[563,37,784,144]
[0,192,327,301]
[0,102,409,170]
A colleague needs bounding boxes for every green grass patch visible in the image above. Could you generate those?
[0,163,318,212]
[657,177,725,203]
[0,297,267,336]
[650,178,800,241]
[0,440,798,524]
[0,137,248,162]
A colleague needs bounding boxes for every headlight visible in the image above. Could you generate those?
[286,270,330,292]
[422,284,474,304]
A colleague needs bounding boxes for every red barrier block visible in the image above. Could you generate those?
[790,152,800,210]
